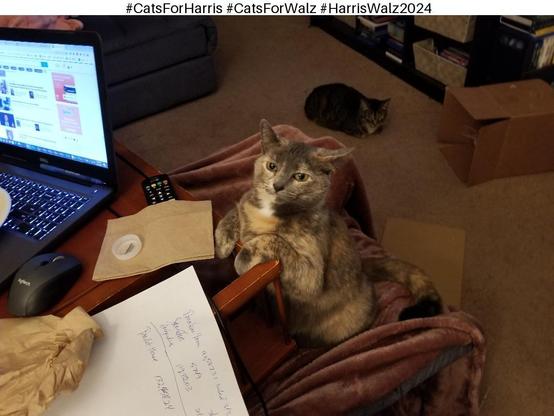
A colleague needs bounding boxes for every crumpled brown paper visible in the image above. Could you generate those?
[92,200,214,281]
[0,307,102,416]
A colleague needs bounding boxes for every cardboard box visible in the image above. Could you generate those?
[381,218,465,308]
[438,79,554,185]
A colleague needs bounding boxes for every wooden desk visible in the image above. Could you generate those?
[0,141,295,388]
[0,142,188,318]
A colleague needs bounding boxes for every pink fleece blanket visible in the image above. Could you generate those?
[0,16,83,30]
[170,125,485,415]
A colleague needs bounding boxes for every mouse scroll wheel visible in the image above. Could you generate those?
[52,256,65,263]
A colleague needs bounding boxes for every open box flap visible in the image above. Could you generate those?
[483,79,554,118]
[446,86,510,122]
[448,79,554,122]
[467,120,509,185]
[439,143,474,183]
[438,90,483,144]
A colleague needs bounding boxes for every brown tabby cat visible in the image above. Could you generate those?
[215,120,440,347]
[305,83,390,137]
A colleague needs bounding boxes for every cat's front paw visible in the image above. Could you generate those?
[214,207,240,259]
[234,244,272,275]
[214,226,237,259]
[234,246,257,275]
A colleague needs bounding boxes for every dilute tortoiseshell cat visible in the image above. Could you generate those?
[305,83,390,137]
[215,120,440,347]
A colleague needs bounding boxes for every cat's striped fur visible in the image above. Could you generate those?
[305,83,390,137]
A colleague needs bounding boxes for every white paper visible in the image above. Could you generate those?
[46,267,248,416]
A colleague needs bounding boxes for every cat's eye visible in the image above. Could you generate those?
[266,161,277,171]
[293,172,309,182]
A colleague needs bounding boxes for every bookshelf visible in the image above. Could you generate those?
[310,16,445,101]
[486,19,554,83]
[311,16,554,102]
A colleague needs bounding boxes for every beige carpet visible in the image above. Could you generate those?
[115,16,554,415]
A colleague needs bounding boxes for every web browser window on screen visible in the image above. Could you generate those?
[0,40,108,168]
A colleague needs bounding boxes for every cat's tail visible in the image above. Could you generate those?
[362,257,443,320]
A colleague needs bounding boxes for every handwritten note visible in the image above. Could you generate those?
[46,267,248,416]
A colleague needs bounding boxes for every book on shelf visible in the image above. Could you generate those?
[497,23,554,72]
[500,15,554,35]
[439,47,470,67]
[534,26,554,37]
[533,35,554,69]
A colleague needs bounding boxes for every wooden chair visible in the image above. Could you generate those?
[211,258,296,391]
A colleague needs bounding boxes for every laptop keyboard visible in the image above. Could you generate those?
[0,172,89,241]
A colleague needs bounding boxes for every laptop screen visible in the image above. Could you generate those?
[0,39,108,168]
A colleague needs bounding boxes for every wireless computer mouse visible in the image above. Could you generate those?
[8,253,82,317]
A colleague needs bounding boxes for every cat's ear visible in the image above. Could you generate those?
[380,98,391,111]
[313,146,354,163]
[260,119,287,153]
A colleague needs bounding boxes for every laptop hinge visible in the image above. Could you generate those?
[1,153,27,165]
[40,163,106,186]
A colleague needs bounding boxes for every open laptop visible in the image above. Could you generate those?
[0,28,117,290]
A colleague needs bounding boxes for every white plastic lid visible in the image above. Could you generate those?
[112,234,142,261]
[0,187,11,227]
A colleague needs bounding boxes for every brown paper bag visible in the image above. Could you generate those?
[0,307,102,416]
[93,200,214,281]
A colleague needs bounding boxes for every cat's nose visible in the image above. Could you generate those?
[273,183,285,192]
